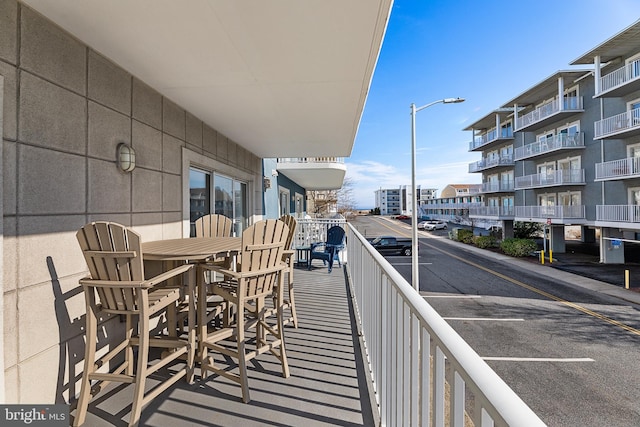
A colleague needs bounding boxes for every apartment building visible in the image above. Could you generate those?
[375,185,438,216]
[422,184,484,224]
[468,19,640,263]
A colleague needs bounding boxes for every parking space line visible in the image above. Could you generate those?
[482,357,594,362]
[444,317,524,321]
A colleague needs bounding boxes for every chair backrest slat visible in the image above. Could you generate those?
[194,214,233,238]
[278,214,297,250]
[76,222,145,313]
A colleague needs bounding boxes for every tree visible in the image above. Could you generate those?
[513,221,544,239]
[336,178,356,217]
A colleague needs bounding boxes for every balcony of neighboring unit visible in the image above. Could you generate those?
[515,169,585,190]
[594,108,640,139]
[595,157,640,181]
[515,97,584,132]
[514,132,585,161]
[480,181,515,194]
[596,59,640,98]
[276,157,346,190]
[596,205,640,226]
[468,128,514,152]
[515,205,586,223]
[468,155,514,173]
[469,205,515,219]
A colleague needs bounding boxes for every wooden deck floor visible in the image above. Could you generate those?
[75,263,377,427]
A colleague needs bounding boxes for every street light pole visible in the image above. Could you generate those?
[410,97,465,292]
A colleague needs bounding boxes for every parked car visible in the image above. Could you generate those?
[367,236,412,256]
[421,220,447,231]
[395,214,411,220]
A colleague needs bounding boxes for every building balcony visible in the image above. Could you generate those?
[514,132,585,161]
[596,58,640,97]
[469,205,515,219]
[468,128,514,152]
[468,155,514,173]
[480,181,515,194]
[276,157,346,190]
[595,157,640,181]
[596,205,640,226]
[515,169,585,190]
[594,108,640,139]
[515,205,586,223]
[516,97,583,132]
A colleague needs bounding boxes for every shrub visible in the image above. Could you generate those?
[456,228,474,244]
[500,238,538,257]
[474,235,498,249]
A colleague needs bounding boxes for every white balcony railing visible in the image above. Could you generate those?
[515,169,585,189]
[481,181,515,193]
[516,97,583,130]
[514,132,584,160]
[594,107,640,139]
[277,157,345,164]
[515,205,585,219]
[597,205,640,223]
[468,128,514,150]
[293,217,347,248]
[595,157,640,180]
[600,58,640,94]
[346,224,546,426]
[469,205,515,217]
[469,154,514,173]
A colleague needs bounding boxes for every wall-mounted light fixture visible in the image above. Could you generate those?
[263,177,271,189]
[117,143,136,172]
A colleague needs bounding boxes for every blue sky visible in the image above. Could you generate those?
[348,0,640,209]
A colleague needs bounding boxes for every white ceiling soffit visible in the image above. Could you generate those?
[22,0,393,158]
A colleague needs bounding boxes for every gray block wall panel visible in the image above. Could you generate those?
[20,6,86,95]
[217,133,228,161]
[88,51,132,116]
[163,98,186,140]
[132,168,162,212]
[88,101,130,161]
[19,72,86,154]
[18,145,86,214]
[132,78,162,129]
[186,112,203,149]
[0,61,17,140]
[4,216,17,293]
[162,173,182,211]
[228,140,237,167]
[3,140,16,215]
[162,134,184,175]
[87,158,132,213]
[132,120,162,171]
[0,0,17,65]
[203,125,217,155]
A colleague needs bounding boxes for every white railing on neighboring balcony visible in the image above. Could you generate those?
[600,59,640,94]
[594,107,640,139]
[468,154,514,173]
[516,97,583,130]
[346,224,546,426]
[515,169,585,189]
[468,128,514,150]
[597,205,640,223]
[293,217,347,248]
[515,205,585,219]
[481,181,514,193]
[595,157,640,180]
[514,132,584,160]
[469,205,515,217]
[277,157,345,164]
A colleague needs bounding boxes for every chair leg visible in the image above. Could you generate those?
[128,310,150,427]
[237,315,251,403]
[276,291,290,378]
[287,271,298,328]
[73,300,98,427]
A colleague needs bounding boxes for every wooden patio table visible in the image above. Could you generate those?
[142,237,242,364]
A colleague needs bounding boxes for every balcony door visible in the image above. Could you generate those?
[626,53,640,80]
[558,156,581,183]
[538,194,556,217]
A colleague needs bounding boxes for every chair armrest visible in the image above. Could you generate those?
[145,263,194,287]
[79,263,193,289]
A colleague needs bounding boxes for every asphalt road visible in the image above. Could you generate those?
[349,215,640,427]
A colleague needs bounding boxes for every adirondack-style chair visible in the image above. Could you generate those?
[278,214,299,328]
[194,213,233,238]
[74,222,194,427]
[198,219,290,403]
[308,225,346,272]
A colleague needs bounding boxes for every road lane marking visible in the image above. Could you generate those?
[444,317,524,321]
[392,262,432,265]
[482,357,594,362]
[367,218,640,337]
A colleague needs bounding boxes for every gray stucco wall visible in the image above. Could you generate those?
[0,1,261,404]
